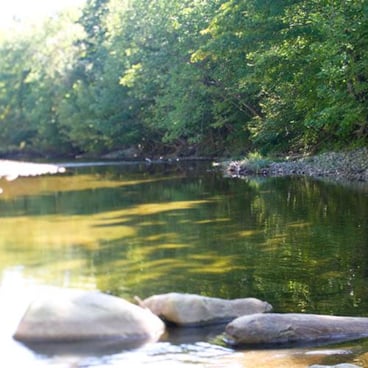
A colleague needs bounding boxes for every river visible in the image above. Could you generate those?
[0,161,368,367]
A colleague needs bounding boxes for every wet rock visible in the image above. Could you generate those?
[14,288,165,350]
[139,292,272,326]
[225,313,368,347]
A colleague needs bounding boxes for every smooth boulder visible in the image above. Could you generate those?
[225,313,368,347]
[14,288,165,350]
[139,292,272,326]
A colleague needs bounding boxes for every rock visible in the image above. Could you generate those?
[309,365,360,368]
[13,288,165,350]
[139,293,272,326]
[225,313,368,347]
[226,147,368,182]
[355,351,368,366]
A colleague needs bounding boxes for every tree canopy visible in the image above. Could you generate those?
[0,0,367,158]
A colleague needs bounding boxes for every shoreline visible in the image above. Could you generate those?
[225,148,368,183]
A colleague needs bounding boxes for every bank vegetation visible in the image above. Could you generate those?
[0,0,367,159]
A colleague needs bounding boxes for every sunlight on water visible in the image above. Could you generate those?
[0,173,172,198]
[0,269,51,367]
[0,162,368,367]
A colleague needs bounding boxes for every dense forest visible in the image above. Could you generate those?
[0,0,367,159]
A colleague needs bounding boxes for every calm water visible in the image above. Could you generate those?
[1,161,368,367]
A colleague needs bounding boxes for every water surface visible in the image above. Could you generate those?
[0,161,368,367]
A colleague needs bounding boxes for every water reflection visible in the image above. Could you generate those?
[1,162,368,367]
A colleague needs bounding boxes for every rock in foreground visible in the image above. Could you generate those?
[14,288,165,350]
[225,313,368,347]
[140,292,272,326]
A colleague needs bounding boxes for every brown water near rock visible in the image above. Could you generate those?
[0,161,368,367]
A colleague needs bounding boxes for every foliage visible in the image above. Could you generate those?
[196,0,368,153]
[0,0,367,158]
[239,152,272,173]
[0,10,85,156]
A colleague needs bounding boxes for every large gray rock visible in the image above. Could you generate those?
[139,293,272,326]
[13,288,165,350]
[225,313,368,347]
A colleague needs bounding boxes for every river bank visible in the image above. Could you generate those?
[225,148,368,182]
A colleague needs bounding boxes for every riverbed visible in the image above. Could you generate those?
[1,161,368,367]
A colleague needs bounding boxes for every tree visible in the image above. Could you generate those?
[117,0,247,155]
[194,0,368,153]
[0,10,85,156]
[0,33,35,150]
[0,0,366,158]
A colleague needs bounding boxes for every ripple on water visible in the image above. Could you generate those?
[22,342,235,368]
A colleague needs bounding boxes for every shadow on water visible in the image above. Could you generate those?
[1,161,368,366]
[0,162,368,309]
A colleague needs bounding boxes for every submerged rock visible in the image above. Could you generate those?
[139,292,272,326]
[225,313,368,347]
[14,288,165,350]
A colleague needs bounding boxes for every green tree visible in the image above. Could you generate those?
[0,33,35,150]
[117,0,247,156]
[195,0,368,153]
[194,0,306,153]
[302,0,368,145]
[0,11,85,156]
[251,0,368,151]
[1,0,367,158]
[58,0,149,155]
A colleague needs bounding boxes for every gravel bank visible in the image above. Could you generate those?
[226,148,368,182]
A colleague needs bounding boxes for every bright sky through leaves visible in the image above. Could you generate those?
[0,0,85,26]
